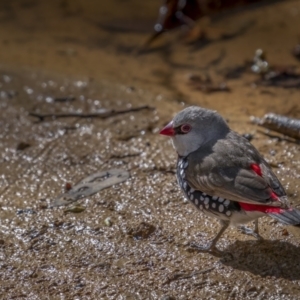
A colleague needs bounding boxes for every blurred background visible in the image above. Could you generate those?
[1,0,300,113]
[1,0,300,299]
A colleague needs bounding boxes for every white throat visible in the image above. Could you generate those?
[171,133,204,157]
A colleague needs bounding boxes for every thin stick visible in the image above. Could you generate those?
[163,267,215,284]
[29,105,154,122]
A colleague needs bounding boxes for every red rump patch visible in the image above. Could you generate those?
[270,192,279,200]
[250,164,262,176]
[250,164,279,201]
[239,202,283,213]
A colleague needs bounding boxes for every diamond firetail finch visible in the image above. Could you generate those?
[160,106,300,252]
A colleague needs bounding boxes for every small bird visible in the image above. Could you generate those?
[160,106,300,252]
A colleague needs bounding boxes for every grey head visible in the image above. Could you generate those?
[160,106,230,157]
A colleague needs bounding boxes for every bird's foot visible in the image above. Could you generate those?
[189,241,222,254]
[238,226,263,240]
[189,241,233,260]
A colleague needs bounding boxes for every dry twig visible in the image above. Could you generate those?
[29,105,154,122]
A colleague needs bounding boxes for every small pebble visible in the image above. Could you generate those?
[104,217,113,227]
[65,182,72,191]
[16,142,31,151]
[64,205,85,214]
[160,296,176,300]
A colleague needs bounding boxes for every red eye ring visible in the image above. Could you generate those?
[181,124,191,133]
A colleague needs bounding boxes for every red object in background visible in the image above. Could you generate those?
[147,0,279,45]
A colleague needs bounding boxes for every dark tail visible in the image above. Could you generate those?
[268,208,300,226]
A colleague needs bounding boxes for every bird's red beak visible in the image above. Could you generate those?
[160,121,175,136]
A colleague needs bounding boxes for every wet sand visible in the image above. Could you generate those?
[1,0,300,298]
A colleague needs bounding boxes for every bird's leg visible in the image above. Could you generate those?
[191,220,229,253]
[254,219,264,240]
[238,219,263,240]
[254,219,259,235]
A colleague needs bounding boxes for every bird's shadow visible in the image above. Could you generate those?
[218,240,300,280]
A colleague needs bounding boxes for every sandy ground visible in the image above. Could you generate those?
[1,0,300,299]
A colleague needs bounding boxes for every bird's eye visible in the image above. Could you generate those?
[181,124,191,133]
